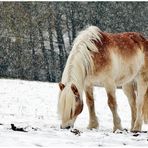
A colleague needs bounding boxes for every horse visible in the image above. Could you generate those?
[58,26,148,132]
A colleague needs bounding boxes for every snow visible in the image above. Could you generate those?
[0,79,148,147]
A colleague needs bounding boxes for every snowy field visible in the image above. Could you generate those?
[0,79,148,147]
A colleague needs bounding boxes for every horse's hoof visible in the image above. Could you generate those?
[87,124,99,130]
[131,130,141,133]
[131,127,142,133]
[113,126,123,133]
[87,126,98,130]
[87,121,99,130]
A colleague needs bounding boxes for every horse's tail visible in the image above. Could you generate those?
[142,88,148,124]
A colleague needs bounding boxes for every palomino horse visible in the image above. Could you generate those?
[58,26,148,132]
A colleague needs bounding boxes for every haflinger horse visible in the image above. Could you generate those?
[58,26,148,132]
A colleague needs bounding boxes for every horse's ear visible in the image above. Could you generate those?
[59,82,65,91]
[71,84,80,101]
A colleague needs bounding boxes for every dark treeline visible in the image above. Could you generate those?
[0,2,148,82]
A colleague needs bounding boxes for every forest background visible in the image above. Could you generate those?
[0,2,147,82]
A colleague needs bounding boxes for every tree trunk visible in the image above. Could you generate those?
[65,10,72,46]
[71,5,76,41]
[47,18,56,82]
[38,22,51,81]
[54,4,66,76]
[29,15,38,80]
[15,38,24,79]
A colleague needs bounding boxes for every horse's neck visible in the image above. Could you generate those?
[62,52,86,91]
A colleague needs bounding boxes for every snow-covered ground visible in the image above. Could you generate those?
[0,79,148,147]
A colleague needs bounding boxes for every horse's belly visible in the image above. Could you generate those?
[114,63,143,85]
[115,69,137,85]
[111,50,144,85]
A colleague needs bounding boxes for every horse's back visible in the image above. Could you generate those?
[91,31,146,86]
[103,31,145,53]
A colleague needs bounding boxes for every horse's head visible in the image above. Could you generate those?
[58,82,83,129]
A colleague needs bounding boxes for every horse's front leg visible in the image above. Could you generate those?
[85,85,99,129]
[105,84,123,132]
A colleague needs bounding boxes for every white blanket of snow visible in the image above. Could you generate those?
[0,79,148,147]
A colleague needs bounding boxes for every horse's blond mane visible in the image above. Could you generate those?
[62,26,102,86]
[72,26,102,53]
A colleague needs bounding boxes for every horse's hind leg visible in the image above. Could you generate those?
[105,84,122,132]
[85,85,99,129]
[123,82,137,131]
[132,75,147,132]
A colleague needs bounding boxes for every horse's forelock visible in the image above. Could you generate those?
[58,85,76,122]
